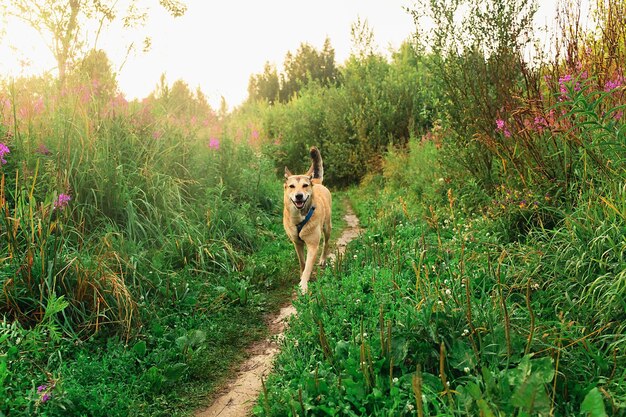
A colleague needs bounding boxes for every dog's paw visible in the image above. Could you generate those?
[298,280,309,294]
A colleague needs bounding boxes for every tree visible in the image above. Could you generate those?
[248,62,280,104]
[281,39,339,101]
[1,0,187,86]
[247,37,339,104]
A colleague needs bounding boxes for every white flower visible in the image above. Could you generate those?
[463,367,470,373]
[462,329,470,336]
[445,288,452,296]
[393,377,399,384]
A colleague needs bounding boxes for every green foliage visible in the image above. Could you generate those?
[262,42,439,186]
[410,0,537,191]
[248,38,339,104]
[0,49,298,415]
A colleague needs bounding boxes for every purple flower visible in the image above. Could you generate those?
[0,142,9,164]
[559,74,572,83]
[604,76,623,92]
[208,138,220,150]
[36,143,51,155]
[495,119,511,137]
[54,193,72,210]
[37,385,47,393]
[41,393,50,403]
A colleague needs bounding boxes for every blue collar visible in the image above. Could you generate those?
[296,205,316,236]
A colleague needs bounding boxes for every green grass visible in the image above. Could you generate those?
[255,149,625,416]
[0,77,304,416]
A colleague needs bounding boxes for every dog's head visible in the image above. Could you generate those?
[284,167,313,210]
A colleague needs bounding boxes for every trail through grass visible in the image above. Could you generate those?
[196,198,360,417]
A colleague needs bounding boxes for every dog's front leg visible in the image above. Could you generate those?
[299,242,319,293]
[293,241,306,272]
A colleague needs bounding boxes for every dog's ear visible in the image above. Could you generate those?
[284,166,293,179]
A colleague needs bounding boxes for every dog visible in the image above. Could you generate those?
[283,147,332,293]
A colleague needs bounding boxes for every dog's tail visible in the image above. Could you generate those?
[306,147,324,184]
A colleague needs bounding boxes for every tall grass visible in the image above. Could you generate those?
[0,59,296,415]
[254,0,625,415]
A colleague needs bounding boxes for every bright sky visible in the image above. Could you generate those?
[0,0,563,109]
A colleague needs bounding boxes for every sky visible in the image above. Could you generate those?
[0,0,563,110]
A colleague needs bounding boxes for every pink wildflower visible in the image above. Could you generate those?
[54,194,71,210]
[36,143,51,155]
[604,76,623,92]
[33,97,45,115]
[533,116,548,131]
[495,119,511,137]
[209,138,220,150]
[0,142,10,164]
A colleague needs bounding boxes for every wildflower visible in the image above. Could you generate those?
[462,329,470,336]
[519,200,527,209]
[464,367,470,373]
[558,74,580,98]
[533,116,548,131]
[559,74,572,84]
[445,288,452,296]
[495,119,511,137]
[393,377,399,384]
[37,385,47,393]
[0,142,9,164]
[41,393,51,403]
[209,138,220,150]
[251,129,259,139]
[36,143,51,155]
[604,77,623,92]
[152,130,163,140]
[54,193,72,210]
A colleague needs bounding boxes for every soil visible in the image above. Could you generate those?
[195,204,363,417]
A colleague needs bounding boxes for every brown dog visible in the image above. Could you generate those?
[283,147,332,293]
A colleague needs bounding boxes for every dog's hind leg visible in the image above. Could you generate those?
[318,223,331,267]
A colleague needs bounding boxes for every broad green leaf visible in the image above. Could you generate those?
[580,387,607,417]
[132,340,147,357]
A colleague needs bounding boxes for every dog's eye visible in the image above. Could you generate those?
[302,183,309,188]
[289,184,295,189]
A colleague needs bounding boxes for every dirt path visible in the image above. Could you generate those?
[195,204,362,417]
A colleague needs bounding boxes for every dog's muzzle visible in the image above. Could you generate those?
[292,194,308,209]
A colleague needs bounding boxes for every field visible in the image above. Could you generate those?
[1,0,625,416]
